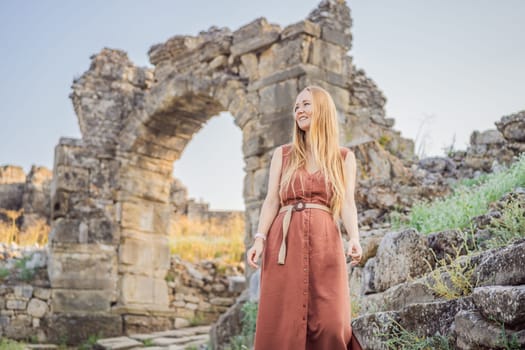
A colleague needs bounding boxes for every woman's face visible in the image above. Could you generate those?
[294,89,313,132]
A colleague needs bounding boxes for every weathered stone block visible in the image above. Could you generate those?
[258,37,310,78]
[88,217,116,244]
[308,39,345,74]
[47,244,118,291]
[6,299,27,310]
[258,79,298,114]
[119,200,171,234]
[472,285,525,327]
[123,314,172,335]
[231,18,280,56]
[51,289,112,313]
[53,165,89,192]
[14,284,33,299]
[373,229,433,292]
[455,310,525,350]
[42,313,123,344]
[321,27,352,49]
[27,298,49,318]
[281,20,321,40]
[53,142,99,169]
[119,167,172,203]
[119,274,169,307]
[49,217,84,243]
[119,231,170,274]
[475,240,525,286]
[239,53,258,81]
[3,314,32,340]
[33,287,52,300]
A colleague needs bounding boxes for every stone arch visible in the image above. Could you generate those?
[46,0,414,341]
[112,69,268,314]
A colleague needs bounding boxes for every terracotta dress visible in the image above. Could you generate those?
[254,144,363,350]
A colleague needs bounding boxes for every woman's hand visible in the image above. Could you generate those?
[346,238,362,266]
[247,239,265,269]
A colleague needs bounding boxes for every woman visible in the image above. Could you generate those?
[246,85,363,349]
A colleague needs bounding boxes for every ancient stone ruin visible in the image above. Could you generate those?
[1,0,524,348]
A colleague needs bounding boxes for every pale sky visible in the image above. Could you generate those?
[0,1,523,210]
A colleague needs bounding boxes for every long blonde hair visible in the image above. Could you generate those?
[279,86,347,220]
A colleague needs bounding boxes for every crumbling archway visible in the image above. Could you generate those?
[46,0,412,341]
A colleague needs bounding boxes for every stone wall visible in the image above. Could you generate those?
[0,245,244,343]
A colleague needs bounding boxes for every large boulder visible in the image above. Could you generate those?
[475,239,525,286]
[372,228,433,292]
[455,310,525,350]
[472,285,525,328]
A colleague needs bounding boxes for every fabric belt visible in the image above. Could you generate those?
[277,201,332,265]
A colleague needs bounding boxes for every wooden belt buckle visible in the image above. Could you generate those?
[293,201,305,211]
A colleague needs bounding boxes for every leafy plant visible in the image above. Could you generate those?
[376,316,452,350]
[424,241,478,300]
[485,198,525,248]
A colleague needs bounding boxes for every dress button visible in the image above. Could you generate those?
[304,279,307,283]
[303,291,307,295]
[304,268,307,271]
[303,304,306,307]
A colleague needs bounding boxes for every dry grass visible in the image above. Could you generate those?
[169,214,245,264]
[0,209,49,246]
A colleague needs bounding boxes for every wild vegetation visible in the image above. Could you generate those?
[391,152,525,236]
[169,215,245,264]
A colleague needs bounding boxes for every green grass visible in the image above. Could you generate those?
[391,153,525,234]
[0,338,25,350]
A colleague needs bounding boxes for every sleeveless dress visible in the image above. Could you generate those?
[253,144,363,350]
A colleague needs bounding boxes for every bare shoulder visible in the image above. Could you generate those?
[340,146,356,162]
[270,145,284,164]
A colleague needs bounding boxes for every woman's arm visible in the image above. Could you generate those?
[247,146,283,269]
[340,149,362,266]
[341,149,359,241]
[253,145,283,243]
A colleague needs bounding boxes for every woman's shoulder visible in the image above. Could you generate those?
[339,146,355,160]
[280,143,293,155]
